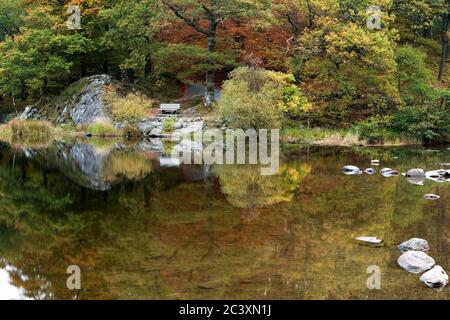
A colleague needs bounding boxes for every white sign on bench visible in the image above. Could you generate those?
[160,103,181,114]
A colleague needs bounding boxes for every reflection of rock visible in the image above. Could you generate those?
[420,266,449,288]
[397,251,435,274]
[398,238,429,253]
[36,142,153,191]
[159,157,180,167]
[405,176,425,186]
[57,142,113,191]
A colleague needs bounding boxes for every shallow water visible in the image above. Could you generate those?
[0,140,449,300]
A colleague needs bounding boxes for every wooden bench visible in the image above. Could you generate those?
[160,103,181,114]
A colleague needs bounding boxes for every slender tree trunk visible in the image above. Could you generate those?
[81,58,87,78]
[42,77,48,94]
[20,81,27,101]
[124,68,135,83]
[438,14,450,81]
[145,55,153,78]
[205,26,217,107]
[413,30,419,47]
[11,90,17,116]
[103,59,109,74]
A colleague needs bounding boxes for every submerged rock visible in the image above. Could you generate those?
[420,266,449,288]
[355,236,383,245]
[424,194,441,200]
[380,168,399,177]
[398,238,429,253]
[342,165,363,175]
[397,251,435,274]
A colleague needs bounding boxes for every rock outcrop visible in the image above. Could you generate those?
[54,75,113,125]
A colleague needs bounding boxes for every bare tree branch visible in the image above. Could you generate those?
[162,1,209,35]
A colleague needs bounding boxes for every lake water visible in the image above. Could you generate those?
[0,140,449,300]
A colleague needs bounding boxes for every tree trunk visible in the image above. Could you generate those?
[42,77,48,94]
[438,15,450,81]
[103,59,109,74]
[124,68,135,83]
[20,81,27,101]
[145,55,153,78]
[413,30,419,47]
[80,53,87,78]
[205,27,217,107]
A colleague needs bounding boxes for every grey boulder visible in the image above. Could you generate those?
[397,251,435,274]
[398,238,429,253]
[420,266,449,288]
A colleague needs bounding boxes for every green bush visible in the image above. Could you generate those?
[215,67,291,130]
[391,103,450,142]
[108,92,153,123]
[355,116,398,144]
[162,117,177,133]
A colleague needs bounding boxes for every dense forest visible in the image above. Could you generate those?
[0,0,449,144]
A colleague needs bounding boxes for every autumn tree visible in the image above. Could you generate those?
[161,0,271,106]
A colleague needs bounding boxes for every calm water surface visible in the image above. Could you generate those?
[0,140,449,300]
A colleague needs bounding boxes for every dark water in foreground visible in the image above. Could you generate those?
[0,140,449,300]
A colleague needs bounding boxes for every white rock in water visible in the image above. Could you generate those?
[405,169,425,177]
[397,251,435,274]
[356,236,383,244]
[420,266,449,288]
[424,194,440,200]
[342,165,363,175]
[364,168,376,175]
[381,168,399,177]
[425,170,448,183]
[398,238,429,253]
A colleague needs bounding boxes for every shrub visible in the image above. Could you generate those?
[108,92,153,123]
[0,119,55,141]
[391,103,450,142]
[86,118,122,137]
[162,117,177,133]
[216,67,301,130]
[355,116,398,144]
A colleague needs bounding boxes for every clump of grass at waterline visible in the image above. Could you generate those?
[83,118,123,137]
[281,127,365,146]
[0,119,59,146]
[281,127,420,146]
